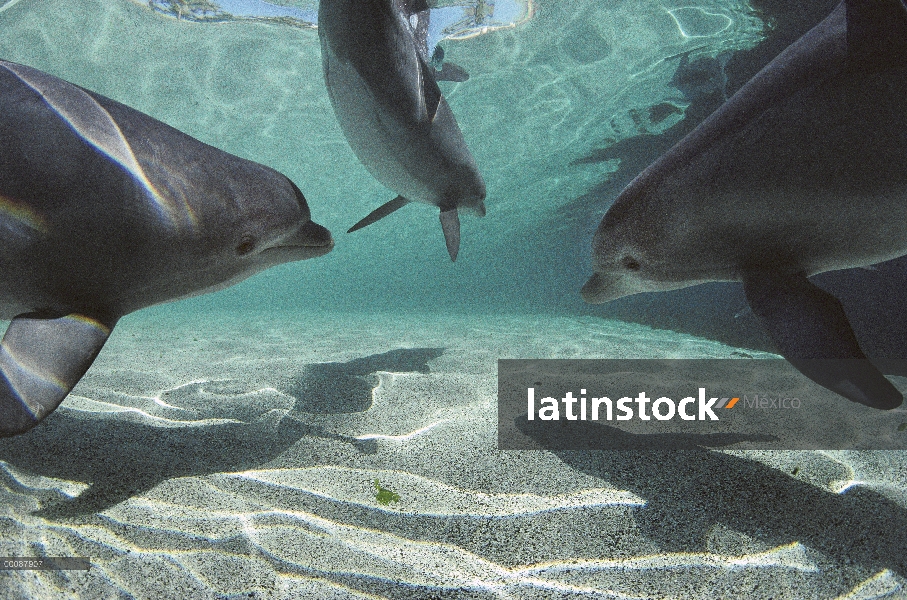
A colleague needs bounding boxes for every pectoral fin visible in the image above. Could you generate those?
[742,271,902,409]
[0,313,116,437]
[436,62,470,82]
[419,58,443,122]
[440,208,460,262]
[347,196,410,233]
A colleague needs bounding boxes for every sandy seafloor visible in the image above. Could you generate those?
[1,310,907,600]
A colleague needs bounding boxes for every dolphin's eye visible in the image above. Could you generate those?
[622,256,641,271]
[236,235,256,256]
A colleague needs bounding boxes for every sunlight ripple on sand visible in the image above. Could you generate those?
[227,466,647,515]
[1,313,906,599]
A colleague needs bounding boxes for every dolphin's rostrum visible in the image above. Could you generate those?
[582,0,907,409]
[318,0,486,261]
[0,60,334,436]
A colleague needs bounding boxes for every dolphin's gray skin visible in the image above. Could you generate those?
[0,60,334,436]
[581,0,907,409]
[318,0,486,261]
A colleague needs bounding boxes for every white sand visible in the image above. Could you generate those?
[1,310,906,599]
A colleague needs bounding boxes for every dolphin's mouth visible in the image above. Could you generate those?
[282,237,334,251]
[581,273,621,304]
[264,240,334,260]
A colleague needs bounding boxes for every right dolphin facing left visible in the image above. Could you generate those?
[582,0,907,409]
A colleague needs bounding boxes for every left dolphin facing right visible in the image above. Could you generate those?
[0,60,333,436]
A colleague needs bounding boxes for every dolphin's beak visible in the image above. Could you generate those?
[581,273,626,304]
[266,220,334,261]
[298,220,333,247]
[295,220,334,259]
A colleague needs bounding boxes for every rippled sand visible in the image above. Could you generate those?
[1,311,906,599]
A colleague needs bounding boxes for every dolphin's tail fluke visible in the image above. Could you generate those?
[347,195,409,234]
[440,208,460,262]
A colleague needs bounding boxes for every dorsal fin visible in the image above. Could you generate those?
[846,0,907,70]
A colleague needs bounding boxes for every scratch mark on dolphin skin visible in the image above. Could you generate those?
[0,344,67,420]
[66,314,113,337]
[0,194,47,234]
[0,0,26,14]
[0,61,199,230]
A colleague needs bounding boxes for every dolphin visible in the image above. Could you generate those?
[581,0,907,409]
[0,60,334,436]
[318,0,486,261]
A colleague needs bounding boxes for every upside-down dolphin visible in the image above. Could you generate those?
[581,0,907,409]
[318,0,486,261]
[0,60,334,436]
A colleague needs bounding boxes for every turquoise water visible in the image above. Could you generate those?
[4,2,907,598]
[0,0,763,314]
